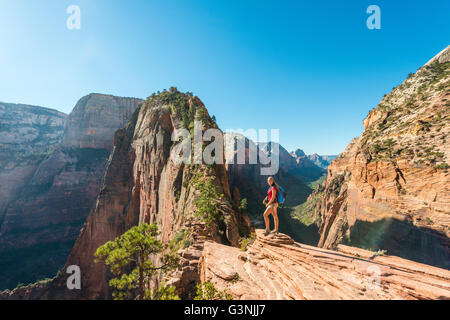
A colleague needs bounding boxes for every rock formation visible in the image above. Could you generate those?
[0,102,67,290]
[2,44,449,298]
[302,46,450,269]
[0,89,251,299]
[62,93,142,150]
[0,94,142,290]
[200,229,450,299]
[0,102,67,227]
[2,76,448,299]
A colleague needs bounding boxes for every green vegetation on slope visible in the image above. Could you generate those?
[358,60,449,168]
[148,87,216,133]
[194,281,232,300]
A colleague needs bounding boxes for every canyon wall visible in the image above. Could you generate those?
[2,77,448,299]
[0,102,66,226]
[1,89,251,299]
[62,93,142,150]
[0,94,142,290]
[303,46,450,269]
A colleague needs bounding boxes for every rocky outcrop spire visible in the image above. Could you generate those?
[0,89,251,299]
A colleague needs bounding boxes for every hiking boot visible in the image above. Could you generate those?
[263,229,270,236]
[271,229,279,235]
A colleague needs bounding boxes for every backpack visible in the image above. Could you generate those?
[276,185,287,206]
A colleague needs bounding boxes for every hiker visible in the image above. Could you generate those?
[263,176,279,236]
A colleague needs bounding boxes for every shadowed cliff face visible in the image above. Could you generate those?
[0,94,142,291]
[0,102,67,290]
[0,102,67,227]
[0,90,250,299]
[302,46,450,269]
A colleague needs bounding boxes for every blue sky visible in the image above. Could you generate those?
[0,1,448,154]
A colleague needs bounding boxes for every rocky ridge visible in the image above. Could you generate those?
[0,89,251,299]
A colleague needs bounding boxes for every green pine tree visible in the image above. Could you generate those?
[95,223,180,300]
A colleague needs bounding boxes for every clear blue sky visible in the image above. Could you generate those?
[0,0,448,154]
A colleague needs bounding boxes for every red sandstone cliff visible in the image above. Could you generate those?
[304,46,450,268]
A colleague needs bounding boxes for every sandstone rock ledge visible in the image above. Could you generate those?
[200,229,450,300]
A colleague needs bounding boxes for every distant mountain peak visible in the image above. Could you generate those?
[293,149,306,157]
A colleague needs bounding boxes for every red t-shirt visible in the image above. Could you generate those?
[267,186,277,202]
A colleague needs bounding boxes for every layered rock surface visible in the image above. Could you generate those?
[303,46,450,269]
[200,229,450,299]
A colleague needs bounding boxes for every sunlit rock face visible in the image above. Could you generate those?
[303,46,450,269]
[200,229,450,300]
[62,93,143,150]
